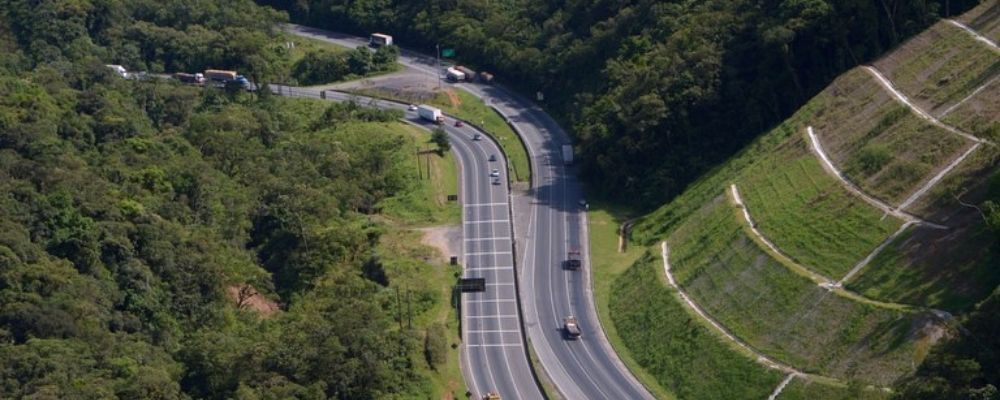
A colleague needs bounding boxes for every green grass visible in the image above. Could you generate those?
[846,224,1000,311]
[875,21,1000,112]
[351,87,531,183]
[586,201,675,400]
[379,124,461,226]
[777,378,891,400]
[738,135,904,278]
[285,34,350,64]
[667,195,927,385]
[610,251,786,400]
[377,228,467,399]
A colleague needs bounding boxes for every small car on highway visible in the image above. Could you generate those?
[472,133,481,141]
[490,169,500,177]
[408,104,417,111]
[489,154,497,162]
[454,120,464,127]
[492,177,501,185]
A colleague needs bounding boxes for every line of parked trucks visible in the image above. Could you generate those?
[174,69,251,88]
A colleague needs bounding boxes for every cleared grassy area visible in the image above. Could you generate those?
[777,378,890,400]
[285,34,350,64]
[379,123,461,226]
[956,1,1000,43]
[377,229,467,399]
[941,77,1000,141]
[668,195,933,385]
[738,135,903,277]
[351,87,531,183]
[610,251,786,400]
[847,222,1000,311]
[908,143,1000,221]
[586,201,674,400]
[874,21,1000,114]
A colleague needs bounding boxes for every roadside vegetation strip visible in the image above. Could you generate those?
[805,127,946,229]
[863,66,992,145]
[728,184,834,286]
[661,242,798,374]
[947,19,1000,50]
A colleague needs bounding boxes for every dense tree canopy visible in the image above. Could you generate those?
[0,1,447,398]
[263,0,978,208]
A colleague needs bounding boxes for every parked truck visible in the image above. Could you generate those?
[456,66,476,81]
[370,33,393,47]
[174,72,205,85]
[563,316,581,339]
[204,69,250,88]
[417,105,444,124]
[445,67,465,82]
[478,71,495,84]
[561,144,573,165]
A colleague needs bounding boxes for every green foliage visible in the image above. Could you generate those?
[610,251,786,399]
[431,127,450,154]
[424,323,448,369]
[291,45,398,85]
[265,0,978,208]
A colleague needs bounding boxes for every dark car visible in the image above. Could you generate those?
[454,120,464,127]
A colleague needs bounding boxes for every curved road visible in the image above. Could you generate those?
[282,25,653,400]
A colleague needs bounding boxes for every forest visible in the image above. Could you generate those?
[262,0,980,208]
[0,0,453,398]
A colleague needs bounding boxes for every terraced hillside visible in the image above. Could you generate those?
[611,6,1000,399]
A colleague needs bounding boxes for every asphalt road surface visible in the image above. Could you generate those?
[281,25,653,400]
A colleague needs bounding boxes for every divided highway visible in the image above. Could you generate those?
[282,25,653,400]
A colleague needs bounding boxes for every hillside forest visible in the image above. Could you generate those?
[264,0,981,208]
[0,0,454,398]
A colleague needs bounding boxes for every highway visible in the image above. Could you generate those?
[281,25,653,400]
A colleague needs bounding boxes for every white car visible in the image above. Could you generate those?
[490,169,500,177]
[408,104,418,111]
[472,133,482,141]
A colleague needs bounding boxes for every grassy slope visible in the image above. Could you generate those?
[738,134,903,278]
[777,378,891,400]
[667,195,926,385]
[286,34,349,64]
[956,1,1000,43]
[610,251,786,400]
[586,202,674,399]
[379,123,461,226]
[351,87,532,183]
[941,78,1000,141]
[874,21,1000,114]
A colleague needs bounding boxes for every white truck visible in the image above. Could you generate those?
[370,33,393,47]
[417,105,444,124]
[562,144,573,165]
[446,67,466,82]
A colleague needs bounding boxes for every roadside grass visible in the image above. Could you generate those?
[667,195,928,385]
[285,34,350,64]
[585,201,674,400]
[908,143,1000,220]
[738,134,903,277]
[874,21,1000,113]
[956,1,1000,43]
[379,123,461,226]
[377,228,466,399]
[941,77,1000,141]
[610,251,786,400]
[349,86,532,183]
[846,223,1000,311]
[776,378,891,400]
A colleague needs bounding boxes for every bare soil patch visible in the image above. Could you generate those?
[226,285,280,317]
[418,225,462,263]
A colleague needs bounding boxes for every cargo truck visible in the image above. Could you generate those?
[564,316,581,339]
[456,66,476,81]
[561,144,573,165]
[204,69,250,88]
[417,105,444,124]
[446,67,465,82]
[174,72,205,85]
[370,33,393,47]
